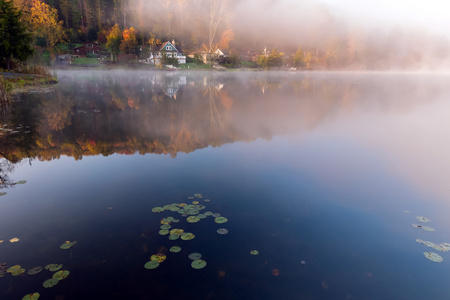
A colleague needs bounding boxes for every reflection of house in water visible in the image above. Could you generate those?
[157,75,187,99]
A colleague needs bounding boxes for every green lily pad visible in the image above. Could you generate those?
[180,232,195,240]
[7,265,21,273]
[150,253,166,263]
[192,201,199,205]
[152,207,164,213]
[217,228,228,235]
[440,243,450,251]
[422,226,436,232]
[11,268,25,276]
[187,210,199,215]
[170,229,184,235]
[0,192,6,196]
[424,251,443,262]
[159,229,169,235]
[166,217,174,222]
[160,224,172,230]
[188,253,202,260]
[187,216,200,223]
[22,293,40,300]
[169,234,180,240]
[60,241,77,250]
[27,267,43,276]
[169,246,181,253]
[191,259,207,269]
[197,214,207,219]
[52,270,70,280]
[43,278,59,288]
[204,212,213,216]
[188,196,194,200]
[169,206,180,211]
[45,264,63,272]
[250,250,259,255]
[204,199,210,202]
[194,194,203,198]
[15,180,27,185]
[214,217,228,224]
[172,219,180,223]
[144,261,160,269]
[212,213,221,218]
[423,241,435,247]
[416,216,431,223]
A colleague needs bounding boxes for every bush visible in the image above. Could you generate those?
[218,55,241,68]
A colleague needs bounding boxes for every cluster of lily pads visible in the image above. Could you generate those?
[0,123,31,136]
[60,241,77,250]
[411,215,448,263]
[146,193,229,270]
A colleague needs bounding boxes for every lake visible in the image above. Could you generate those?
[1,70,450,300]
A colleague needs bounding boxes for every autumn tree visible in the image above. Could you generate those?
[292,47,304,68]
[0,0,34,70]
[120,27,137,54]
[106,24,122,62]
[257,49,284,69]
[30,0,66,57]
[219,28,234,50]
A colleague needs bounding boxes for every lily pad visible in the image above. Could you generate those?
[204,199,210,202]
[187,196,194,200]
[416,216,431,223]
[169,206,180,212]
[411,224,422,228]
[60,241,77,250]
[152,207,164,213]
[22,293,40,300]
[217,228,228,235]
[180,232,195,240]
[192,201,199,205]
[27,267,43,276]
[212,213,221,218]
[43,278,59,288]
[188,253,202,260]
[15,180,27,185]
[52,270,70,280]
[187,216,200,223]
[214,217,228,224]
[11,268,25,276]
[169,246,181,253]
[179,203,187,207]
[191,259,207,269]
[150,253,166,263]
[169,234,180,240]
[172,219,180,223]
[415,238,423,243]
[250,250,259,255]
[159,229,169,235]
[170,229,184,235]
[144,261,160,269]
[166,217,175,222]
[423,241,435,247]
[440,243,450,251]
[0,192,6,196]
[45,264,63,272]
[422,226,436,232]
[424,251,443,262]
[160,224,171,230]
[197,214,207,219]
[7,265,21,273]
[194,194,203,199]
[204,212,213,216]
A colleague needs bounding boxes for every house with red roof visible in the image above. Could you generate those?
[148,40,186,64]
[73,42,107,56]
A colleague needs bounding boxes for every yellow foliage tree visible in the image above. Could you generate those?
[30,0,66,58]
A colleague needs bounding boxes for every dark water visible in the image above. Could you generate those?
[1,70,450,300]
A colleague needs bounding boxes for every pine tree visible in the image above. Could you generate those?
[0,0,34,70]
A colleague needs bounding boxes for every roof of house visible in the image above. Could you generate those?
[155,41,183,53]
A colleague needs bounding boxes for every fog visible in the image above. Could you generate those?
[125,0,450,70]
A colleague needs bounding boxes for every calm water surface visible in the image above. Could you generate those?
[1,70,450,299]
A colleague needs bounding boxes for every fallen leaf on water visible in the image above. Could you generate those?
[9,237,19,243]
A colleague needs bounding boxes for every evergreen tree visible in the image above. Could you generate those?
[0,0,34,70]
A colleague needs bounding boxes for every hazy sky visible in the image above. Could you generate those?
[319,0,450,36]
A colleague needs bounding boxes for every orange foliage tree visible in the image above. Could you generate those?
[120,27,137,54]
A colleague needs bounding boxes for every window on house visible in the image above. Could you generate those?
[167,46,172,50]
[174,53,177,57]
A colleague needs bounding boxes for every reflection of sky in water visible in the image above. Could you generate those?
[1,71,450,299]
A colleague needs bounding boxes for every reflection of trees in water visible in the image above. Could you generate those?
[3,72,437,165]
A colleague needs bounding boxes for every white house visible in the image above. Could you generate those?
[148,40,186,65]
